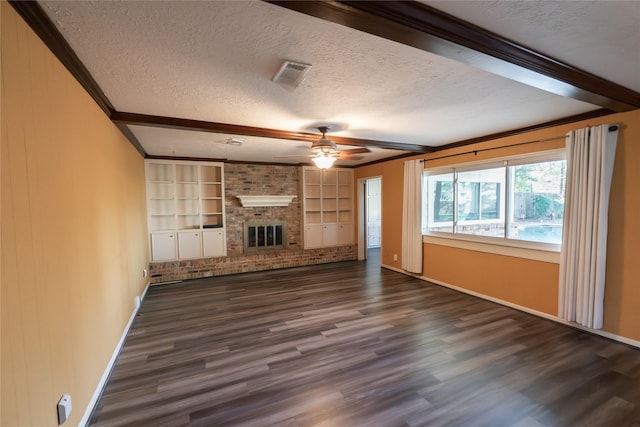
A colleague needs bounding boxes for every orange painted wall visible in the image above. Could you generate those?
[2,4,149,425]
[423,245,559,315]
[355,161,404,268]
[356,108,640,342]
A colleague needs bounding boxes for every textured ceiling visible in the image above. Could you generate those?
[38,0,638,166]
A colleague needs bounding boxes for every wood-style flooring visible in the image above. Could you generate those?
[90,255,640,426]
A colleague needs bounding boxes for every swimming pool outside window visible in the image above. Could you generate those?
[507,160,565,244]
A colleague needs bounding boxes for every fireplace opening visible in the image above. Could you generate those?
[244,221,286,251]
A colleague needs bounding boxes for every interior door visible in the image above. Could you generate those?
[366,178,381,248]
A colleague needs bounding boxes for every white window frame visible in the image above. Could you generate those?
[422,149,566,263]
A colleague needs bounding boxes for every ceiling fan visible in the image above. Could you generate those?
[277,126,370,168]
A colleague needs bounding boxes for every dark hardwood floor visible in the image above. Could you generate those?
[90,258,640,426]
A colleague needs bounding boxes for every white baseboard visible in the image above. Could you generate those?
[79,281,151,426]
[381,264,640,349]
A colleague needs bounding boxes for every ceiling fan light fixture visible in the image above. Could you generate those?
[311,154,336,169]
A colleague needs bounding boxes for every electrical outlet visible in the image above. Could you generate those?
[57,394,72,424]
[393,254,398,261]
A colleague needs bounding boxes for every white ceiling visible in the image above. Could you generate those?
[39,0,640,166]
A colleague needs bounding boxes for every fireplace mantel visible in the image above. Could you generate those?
[237,195,296,208]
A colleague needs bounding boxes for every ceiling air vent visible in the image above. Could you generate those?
[272,60,312,87]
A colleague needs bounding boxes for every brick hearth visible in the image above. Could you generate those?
[149,245,357,283]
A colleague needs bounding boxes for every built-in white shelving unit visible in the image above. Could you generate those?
[145,160,226,261]
[302,167,354,249]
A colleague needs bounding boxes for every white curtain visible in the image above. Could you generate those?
[402,159,423,274]
[559,124,619,329]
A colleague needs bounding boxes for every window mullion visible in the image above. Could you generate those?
[504,163,510,240]
[453,172,458,234]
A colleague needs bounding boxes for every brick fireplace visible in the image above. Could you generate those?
[149,163,356,283]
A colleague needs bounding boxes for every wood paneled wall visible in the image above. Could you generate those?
[1,3,149,425]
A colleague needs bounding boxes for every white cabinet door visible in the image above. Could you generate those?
[203,229,226,257]
[304,224,323,249]
[337,223,354,245]
[178,230,202,259]
[151,232,176,261]
[323,224,338,246]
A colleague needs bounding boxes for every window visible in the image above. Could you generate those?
[456,167,505,238]
[423,152,566,248]
[507,160,565,244]
[424,172,454,233]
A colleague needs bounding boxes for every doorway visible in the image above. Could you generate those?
[357,177,382,262]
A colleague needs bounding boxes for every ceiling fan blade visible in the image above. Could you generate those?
[337,154,364,160]
[273,154,313,158]
[340,147,370,155]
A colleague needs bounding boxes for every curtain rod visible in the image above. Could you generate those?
[420,123,619,164]
[419,135,565,163]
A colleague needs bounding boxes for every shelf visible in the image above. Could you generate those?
[201,183,223,198]
[237,195,296,207]
[338,170,352,185]
[176,164,198,182]
[201,166,222,183]
[323,212,338,222]
[304,169,321,185]
[322,175,337,186]
[339,211,352,222]
[203,224,223,229]
[146,163,174,182]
